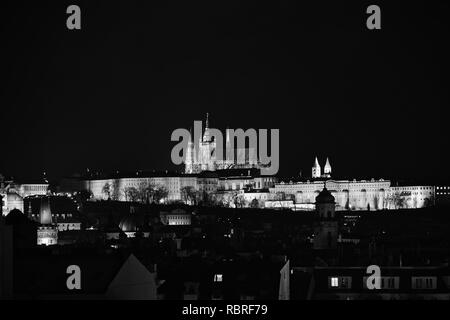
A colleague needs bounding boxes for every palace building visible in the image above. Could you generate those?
[0,174,49,216]
[270,157,435,211]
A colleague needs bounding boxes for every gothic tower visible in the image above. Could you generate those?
[185,128,196,174]
[312,157,321,178]
[200,113,216,171]
[324,157,332,178]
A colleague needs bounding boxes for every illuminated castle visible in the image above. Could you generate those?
[184,114,259,174]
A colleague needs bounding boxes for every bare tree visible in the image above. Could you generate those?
[151,186,169,204]
[250,198,260,208]
[111,179,121,201]
[181,186,198,205]
[102,183,111,200]
[123,187,139,202]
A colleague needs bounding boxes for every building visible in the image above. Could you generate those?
[0,215,13,299]
[290,266,450,300]
[36,197,58,246]
[160,209,192,226]
[1,174,49,216]
[184,114,261,174]
[435,184,450,206]
[62,168,276,205]
[271,158,435,211]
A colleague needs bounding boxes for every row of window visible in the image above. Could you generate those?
[329,276,437,290]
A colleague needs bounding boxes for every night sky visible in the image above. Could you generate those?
[1,1,449,182]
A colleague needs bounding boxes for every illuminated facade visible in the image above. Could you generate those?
[160,209,192,226]
[184,114,260,174]
[36,197,58,246]
[37,226,58,246]
[1,174,49,215]
[271,179,435,211]
[68,168,276,204]
[270,157,435,211]
[3,193,24,215]
[85,175,198,202]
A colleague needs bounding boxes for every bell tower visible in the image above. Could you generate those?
[313,187,338,250]
[312,157,321,178]
[324,157,332,178]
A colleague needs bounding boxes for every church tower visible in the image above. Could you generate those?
[37,197,58,246]
[313,187,339,250]
[312,157,321,178]
[323,157,332,178]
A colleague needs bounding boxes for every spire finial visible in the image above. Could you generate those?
[206,112,209,129]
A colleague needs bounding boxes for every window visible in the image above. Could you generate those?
[412,277,436,290]
[329,276,351,289]
[214,274,223,282]
[331,277,339,287]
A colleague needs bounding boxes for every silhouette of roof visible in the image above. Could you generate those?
[5,209,36,226]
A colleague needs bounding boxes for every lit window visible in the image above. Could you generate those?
[214,274,223,282]
[331,277,339,287]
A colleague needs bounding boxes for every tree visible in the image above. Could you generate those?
[181,186,198,205]
[137,182,152,203]
[102,183,111,200]
[387,192,405,209]
[111,179,121,201]
[233,193,246,208]
[152,186,169,204]
[250,198,260,208]
[123,187,139,202]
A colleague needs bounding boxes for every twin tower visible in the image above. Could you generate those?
[312,157,332,179]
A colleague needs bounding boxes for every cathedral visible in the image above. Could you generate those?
[184,114,260,174]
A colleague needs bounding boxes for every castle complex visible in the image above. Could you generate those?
[0,112,437,215]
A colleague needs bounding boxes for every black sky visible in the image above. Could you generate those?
[1,1,449,182]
